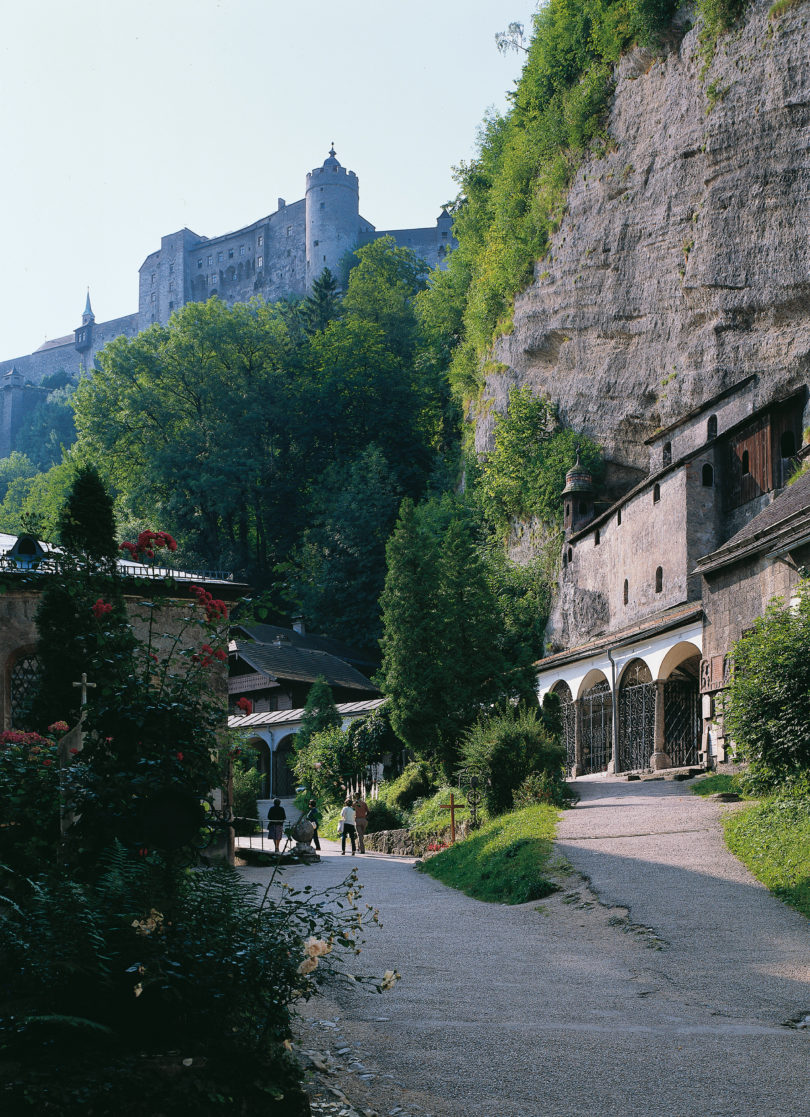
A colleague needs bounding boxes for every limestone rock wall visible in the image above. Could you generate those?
[486,1,810,472]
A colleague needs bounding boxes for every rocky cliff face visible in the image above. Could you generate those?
[483,0,810,478]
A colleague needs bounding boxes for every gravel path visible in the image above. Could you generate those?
[241,776,810,1117]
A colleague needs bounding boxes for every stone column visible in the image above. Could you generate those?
[573,698,584,777]
[650,679,672,771]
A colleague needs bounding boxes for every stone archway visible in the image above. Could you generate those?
[551,681,576,775]
[618,658,655,773]
[579,674,612,774]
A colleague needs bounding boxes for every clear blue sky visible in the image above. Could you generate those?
[0,0,537,359]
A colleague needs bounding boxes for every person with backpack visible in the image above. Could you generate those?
[306,799,322,850]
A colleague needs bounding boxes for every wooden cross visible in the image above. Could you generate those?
[72,672,96,708]
[440,792,458,844]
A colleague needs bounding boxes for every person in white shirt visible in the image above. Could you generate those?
[340,799,357,855]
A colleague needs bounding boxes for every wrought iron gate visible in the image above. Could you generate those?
[10,653,42,728]
[581,680,612,773]
[618,660,655,773]
[664,678,701,767]
[552,683,576,775]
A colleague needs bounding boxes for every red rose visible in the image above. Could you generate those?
[176,751,184,761]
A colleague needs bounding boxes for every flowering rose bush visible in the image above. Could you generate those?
[119,530,178,562]
[0,726,65,876]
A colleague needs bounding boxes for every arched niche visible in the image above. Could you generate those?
[576,667,611,699]
[657,641,702,681]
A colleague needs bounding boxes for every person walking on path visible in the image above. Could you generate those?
[266,797,286,854]
[306,799,322,851]
[340,799,357,855]
[353,796,368,854]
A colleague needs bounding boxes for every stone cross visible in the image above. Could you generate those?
[72,672,96,718]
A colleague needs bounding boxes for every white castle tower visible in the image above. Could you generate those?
[305,146,360,290]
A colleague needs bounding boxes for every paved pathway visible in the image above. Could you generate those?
[241,777,810,1117]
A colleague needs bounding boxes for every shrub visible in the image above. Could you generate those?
[723,580,810,782]
[0,851,394,1113]
[231,758,262,835]
[460,705,566,815]
[365,799,406,833]
[378,761,437,813]
[513,770,578,809]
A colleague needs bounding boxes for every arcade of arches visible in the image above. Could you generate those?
[548,642,702,776]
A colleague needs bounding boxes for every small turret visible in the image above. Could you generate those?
[75,289,95,353]
[562,449,596,536]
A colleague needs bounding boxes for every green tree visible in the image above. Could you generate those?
[295,675,341,755]
[723,580,810,781]
[379,495,530,774]
[286,445,402,648]
[14,383,77,470]
[342,236,429,357]
[29,467,134,730]
[299,267,342,334]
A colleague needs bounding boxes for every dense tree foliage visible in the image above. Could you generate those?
[379,495,539,774]
[723,581,810,783]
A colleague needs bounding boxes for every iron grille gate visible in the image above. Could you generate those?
[10,653,43,728]
[552,684,576,775]
[618,662,655,773]
[581,681,612,773]
[664,679,701,767]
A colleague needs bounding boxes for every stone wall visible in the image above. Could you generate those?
[701,542,810,663]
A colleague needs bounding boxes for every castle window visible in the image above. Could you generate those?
[169,263,174,273]
[567,547,573,564]
[151,273,156,285]
[663,442,672,466]
[240,246,245,256]
[198,260,203,269]
[442,230,448,238]
[623,579,629,606]
[168,280,174,291]
[258,235,263,247]
[168,301,174,311]
[594,529,600,546]
[229,249,234,259]
[655,566,663,594]
[320,202,325,209]
[707,414,718,440]
[653,483,661,503]
[207,255,212,265]
[150,293,156,304]
[565,502,570,519]
[617,508,622,525]
[314,240,319,247]
[218,252,223,263]
[702,463,714,487]
[742,449,750,475]
[257,256,263,269]
[780,430,796,458]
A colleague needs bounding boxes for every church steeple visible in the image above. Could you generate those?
[76,290,95,353]
[82,289,95,326]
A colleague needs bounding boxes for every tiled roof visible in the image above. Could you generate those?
[232,622,377,668]
[232,639,379,693]
[535,601,703,672]
[695,470,810,574]
[228,697,385,729]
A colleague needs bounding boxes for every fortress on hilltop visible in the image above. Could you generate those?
[0,148,455,454]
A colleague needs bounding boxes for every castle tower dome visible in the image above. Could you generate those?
[562,449,596,536]
[305,144,360,292]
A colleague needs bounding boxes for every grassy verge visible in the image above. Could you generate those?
[689,773,742,797]
[417,804,559,904]
[723,800,810,918]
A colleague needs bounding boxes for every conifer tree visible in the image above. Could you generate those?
[294,675,341,754]
[300,267,341,334]
[30,467,133,730]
